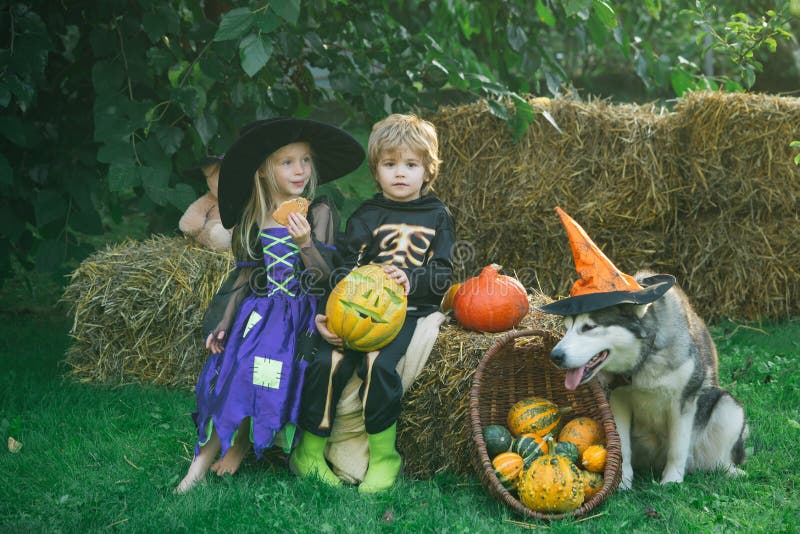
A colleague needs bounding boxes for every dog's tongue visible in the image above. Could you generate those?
[564,366,586,390]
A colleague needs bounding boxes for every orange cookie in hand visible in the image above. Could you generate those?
[272,197,309,226]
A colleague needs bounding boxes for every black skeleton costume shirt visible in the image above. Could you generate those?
[335,193,456,316]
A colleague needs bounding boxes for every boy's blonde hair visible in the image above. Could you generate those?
[368,114,441,194]
[234,146,318,259]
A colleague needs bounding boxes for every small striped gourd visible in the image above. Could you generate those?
[492,451,525,490]
[510,434,549,467]
[507,397,563,437]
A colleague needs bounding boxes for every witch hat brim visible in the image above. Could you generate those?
[218,118,365,228]
[538,206,676,316]
[538,273,675,315]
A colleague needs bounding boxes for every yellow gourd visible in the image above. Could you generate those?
[581,444,607,473]
[518,454,584,513]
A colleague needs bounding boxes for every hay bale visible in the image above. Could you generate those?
[397,291,563,478]
[431,92,800,321]
[63,235,234,387]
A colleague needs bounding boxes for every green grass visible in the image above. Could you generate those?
[1,313,798,532]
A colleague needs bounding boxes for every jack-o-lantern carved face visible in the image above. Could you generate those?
[325,264,407,352]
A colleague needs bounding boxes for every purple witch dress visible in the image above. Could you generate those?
[193,227,318,458]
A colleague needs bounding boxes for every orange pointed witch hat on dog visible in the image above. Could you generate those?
[539,207,675,316]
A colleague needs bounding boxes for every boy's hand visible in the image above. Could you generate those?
[315,314,343,347]
[286,212,312,249]
[206,330,227,354]
[382,264,410,295]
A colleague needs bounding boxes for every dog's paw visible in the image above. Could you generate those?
[725,466,747,478]
[618,465,634,490]
[660,469,684,485]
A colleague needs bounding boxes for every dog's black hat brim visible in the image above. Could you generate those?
[538,274,676,316]
[218,118,365,228]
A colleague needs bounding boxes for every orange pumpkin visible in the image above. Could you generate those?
[558,417,605,456]
[325,264,407,351]
[452,264,529,332]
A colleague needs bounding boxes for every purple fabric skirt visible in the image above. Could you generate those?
[193,291,317,458]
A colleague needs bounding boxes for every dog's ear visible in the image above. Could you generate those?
[632,303,651,318]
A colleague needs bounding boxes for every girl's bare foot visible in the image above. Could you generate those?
[211,418,251,476]
[175,431,221,494]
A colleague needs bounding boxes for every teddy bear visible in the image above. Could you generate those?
[179,158,232,251]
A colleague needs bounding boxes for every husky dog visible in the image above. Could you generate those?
[549,271,748,489]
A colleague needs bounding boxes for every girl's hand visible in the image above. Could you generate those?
[206,330,227,354]
[286,212,312,249]
[315,314,343,347]
[382,264,410,295]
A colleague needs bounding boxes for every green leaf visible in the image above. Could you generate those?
[91,60,125,95]
[591,0,617,28]
[743,68,756,89]
[70,205,104,235]
[142,12,167,43]
[194,113,219,146]
[486,99,510,121]
[272,0,301,25]
[173,86,207,117]
[506,24,527,53]
[34,190,68,227]
[509,99,536,142]
[97,141,133,164]
[254,10,280,34]
[108,164,141,193]
[167,183,198,211]
[586,11,608,47]
[239,34,273,77]
[0,116,28,147]
[563,0,592,18]
[535,0,556,27]
[155,127,184,156]
[168,61,190,88]
[214,8,253,42]
[140,167,171,206]
[0,153,11,186]
[670,67,695,96]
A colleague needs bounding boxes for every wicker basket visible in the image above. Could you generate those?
[469,328,622,520]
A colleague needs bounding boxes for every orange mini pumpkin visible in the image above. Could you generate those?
[453,264,529,332]
[581,444,607,473]
[558,417,605,456]
[325,265,407,352]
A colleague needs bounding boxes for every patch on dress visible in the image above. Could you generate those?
[253,356,282,389]
[243,310,263,338]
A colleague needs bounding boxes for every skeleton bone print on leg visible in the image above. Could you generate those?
[372,223,436,267]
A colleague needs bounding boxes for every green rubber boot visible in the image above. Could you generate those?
[289,431,341,487]
[359,423,402,494]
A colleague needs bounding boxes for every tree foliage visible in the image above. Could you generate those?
[0,0,795,280]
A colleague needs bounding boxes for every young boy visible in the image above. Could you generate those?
[291,114,456,493]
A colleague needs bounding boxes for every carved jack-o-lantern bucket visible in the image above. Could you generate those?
[325,264,408,352]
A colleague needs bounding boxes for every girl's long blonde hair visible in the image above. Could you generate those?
[233,145,319,260]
